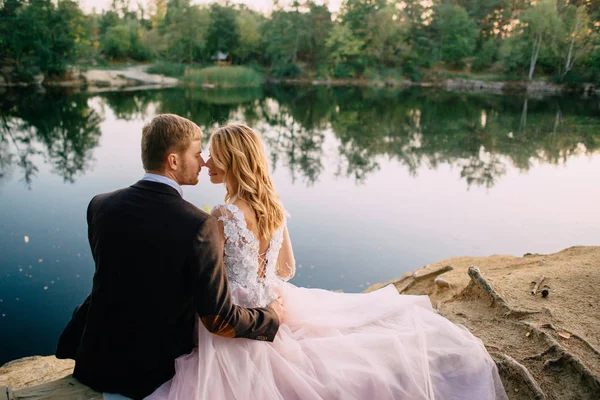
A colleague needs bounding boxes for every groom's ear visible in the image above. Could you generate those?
[166,152,179,171]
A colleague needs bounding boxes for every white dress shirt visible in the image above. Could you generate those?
[142,173,183,197]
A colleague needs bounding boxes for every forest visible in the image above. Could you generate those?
[1,0,599,85]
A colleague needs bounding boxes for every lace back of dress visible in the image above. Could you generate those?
[214,203,285,307]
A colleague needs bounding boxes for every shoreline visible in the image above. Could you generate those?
[2,66,598,97]
[1,245,599,399]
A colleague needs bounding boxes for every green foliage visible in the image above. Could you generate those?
[430,4,479,65]
[146,61,187,78]
[235,7,263,63]
[0,0,89,79]
[472,39,499,71]
[1,0,599,84]
[270,63,303,78]
[158,0,209,63]
[182,66,264,88]
[207,4,240,58]
[261,7,311,73]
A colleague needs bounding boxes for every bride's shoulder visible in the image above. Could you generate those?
[210,204,233,219]
[210,202,249,223]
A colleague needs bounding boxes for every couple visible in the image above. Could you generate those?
[56,114,507,400]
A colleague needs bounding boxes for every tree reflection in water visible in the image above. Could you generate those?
[0,88,103,187]
[1,86,598,189]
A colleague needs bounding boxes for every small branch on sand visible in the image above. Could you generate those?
[531,275,545,295]
[397,265,453,294]
[491,352,547,400]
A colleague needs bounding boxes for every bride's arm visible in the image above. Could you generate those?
[276,225,296,281]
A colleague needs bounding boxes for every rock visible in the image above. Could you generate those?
[0,356,74,391]
[0,356,101,399]
[440,79,505,94]
[526,81,563,94]
[32,74,44,86]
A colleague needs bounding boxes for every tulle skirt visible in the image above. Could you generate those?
[149,283,507,400]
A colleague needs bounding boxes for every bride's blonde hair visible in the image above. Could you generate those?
[209,123,285,240]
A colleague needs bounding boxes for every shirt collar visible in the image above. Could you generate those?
[142,173,183,197]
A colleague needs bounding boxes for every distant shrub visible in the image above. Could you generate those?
[147,62,187,78]
[270,63,303,78]
[182,66,264,88]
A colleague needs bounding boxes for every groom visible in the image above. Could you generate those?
[56,114,283,399]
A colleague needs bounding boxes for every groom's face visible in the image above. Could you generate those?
[177,139,205,186]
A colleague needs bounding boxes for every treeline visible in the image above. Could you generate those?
[1,0,600,84]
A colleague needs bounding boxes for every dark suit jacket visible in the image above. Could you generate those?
[56,180,279,399]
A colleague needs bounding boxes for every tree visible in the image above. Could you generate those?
[560,5,594,79]
[430,4,479,65]
[261,7,312,76]
[206,3,240,58]
[148,0,167,28]
[159,0,209,62]
[363,5,411,67]
[520,0,562,80]
[235,7,263,63]
[0,0,90,79]
[305,2,333,69]
[325,24,363,65]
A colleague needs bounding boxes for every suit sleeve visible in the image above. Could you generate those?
[190,216,280,342]
[87,195,100,264]
[56,195,99,359]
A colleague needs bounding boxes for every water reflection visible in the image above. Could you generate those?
[0,89,103,187]
[1,87,599,189]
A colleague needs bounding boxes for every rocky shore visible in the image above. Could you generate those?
[0,65,178,93]
[1,64,598,96]
[1,246,599,399]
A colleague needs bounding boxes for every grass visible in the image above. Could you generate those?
[182,66,264,88]
[146,61,188,78]
[187,87,263,105]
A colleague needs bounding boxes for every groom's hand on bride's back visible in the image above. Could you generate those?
[268,295,285,324]
[191,216,280,341]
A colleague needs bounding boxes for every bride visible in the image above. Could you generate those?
[152,123,507,400]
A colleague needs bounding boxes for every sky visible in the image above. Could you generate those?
[79,0,342,14]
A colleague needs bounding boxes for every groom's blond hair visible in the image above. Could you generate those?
[142,114,203,171]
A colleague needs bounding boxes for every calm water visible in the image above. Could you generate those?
[1,86,599,365]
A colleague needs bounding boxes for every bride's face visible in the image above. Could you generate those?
[205,155,225,184]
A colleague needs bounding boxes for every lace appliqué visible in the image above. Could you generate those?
[215,204,285,308]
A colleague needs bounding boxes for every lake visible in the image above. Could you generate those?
[1,85,599,365]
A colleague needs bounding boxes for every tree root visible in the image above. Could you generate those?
[490,351,547,400]
[540,323,600,358]
[468,266,540,318]
[518,321,600,393]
